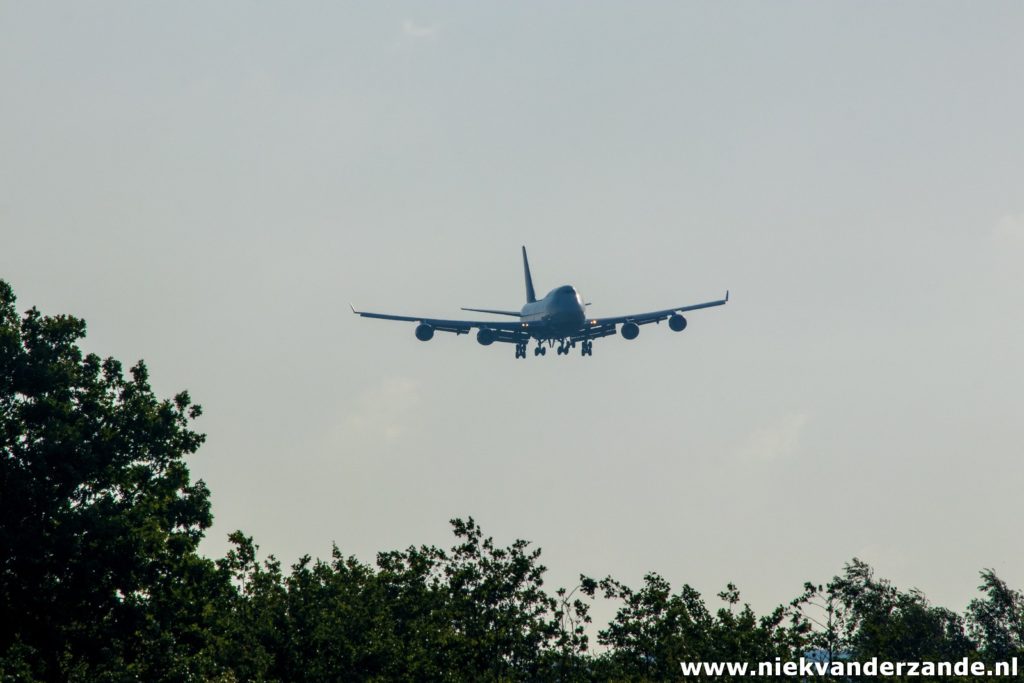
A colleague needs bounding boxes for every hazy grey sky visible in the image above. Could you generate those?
[3,2,1023,622]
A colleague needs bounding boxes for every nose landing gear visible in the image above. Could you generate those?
[554,339,588,356]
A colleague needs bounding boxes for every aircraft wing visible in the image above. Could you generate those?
[588,291,729,328]
[351,306,529,340]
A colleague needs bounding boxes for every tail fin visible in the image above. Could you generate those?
[522,246,537,303]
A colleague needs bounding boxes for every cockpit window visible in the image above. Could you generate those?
[560,286,574,294]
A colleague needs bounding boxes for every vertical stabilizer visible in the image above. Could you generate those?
[522,246,537,303]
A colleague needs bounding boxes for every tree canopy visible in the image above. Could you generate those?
[2,279,1021,682]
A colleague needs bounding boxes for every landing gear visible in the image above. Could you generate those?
[525,339,591,357]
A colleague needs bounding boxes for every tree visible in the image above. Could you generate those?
[7,278,1024,681]
[0,280,222,681]
[790,557,978,681]
[210,517,593,682]
[967,569,1024,663]
[589,574,803,682]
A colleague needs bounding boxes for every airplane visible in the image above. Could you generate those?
[351,247,728,358]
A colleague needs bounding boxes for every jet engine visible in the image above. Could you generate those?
[668,314,687,332]
[476,328,497,346]
[415,323,434,341]
[620,322,640,340]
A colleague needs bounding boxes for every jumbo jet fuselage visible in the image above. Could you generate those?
[520,285,586,337]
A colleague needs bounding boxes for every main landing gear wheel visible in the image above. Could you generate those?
[581,340,593,356]
[515,342,527,359]
[534,343,546,356]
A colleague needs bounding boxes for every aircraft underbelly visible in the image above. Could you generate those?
[539,310,584,338]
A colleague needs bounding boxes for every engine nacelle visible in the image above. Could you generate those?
[668,314,687,332]
[415,323,435,341]
[476,328,497,346]
[620,322,640,340]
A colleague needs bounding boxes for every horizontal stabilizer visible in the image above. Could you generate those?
[461,307,522,317]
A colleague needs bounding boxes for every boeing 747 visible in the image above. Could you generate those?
[352,247,728,358]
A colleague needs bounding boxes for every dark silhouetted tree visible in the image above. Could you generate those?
[588,573,804,682]
[967,569,1024,663]
[0,280,223,681]
[4,279,1023,682]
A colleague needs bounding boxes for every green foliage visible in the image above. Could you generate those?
[792,559,975,664]
[0,281,222,681]
[589,574,804,681]
[210,518,592,682]
[967,569,1024,662]
[3,279,1023,681]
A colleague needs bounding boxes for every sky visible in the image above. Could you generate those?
[2,2,1023,626]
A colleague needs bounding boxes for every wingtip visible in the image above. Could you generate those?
[725,290,730,302]
[349,303,358,314]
